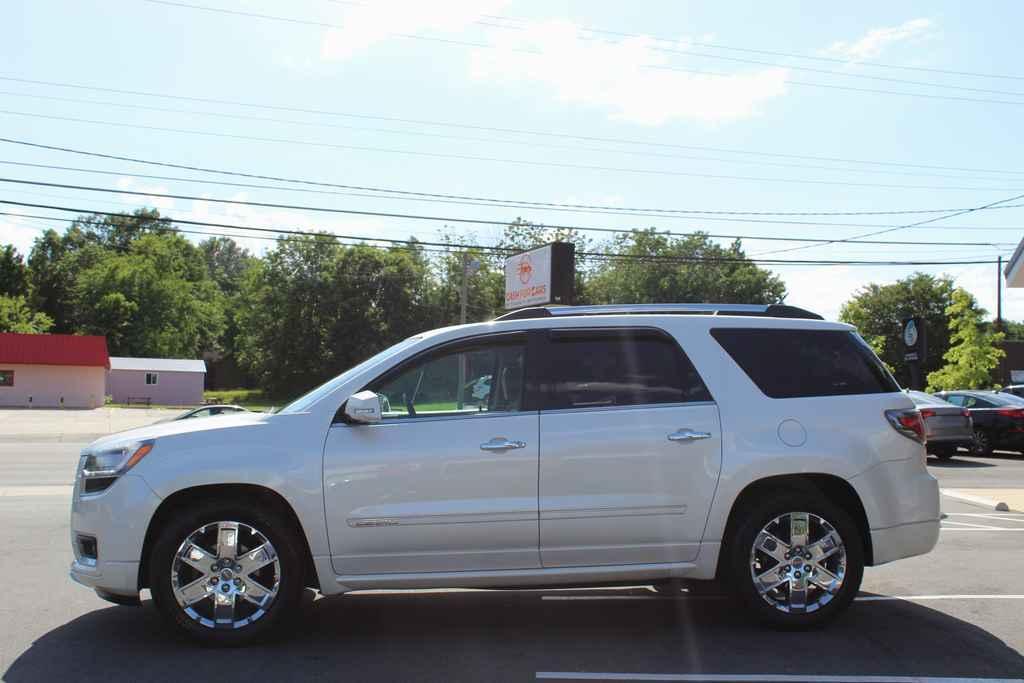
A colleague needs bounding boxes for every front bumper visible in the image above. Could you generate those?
[69,474,162,597]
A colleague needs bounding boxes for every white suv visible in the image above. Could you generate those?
[69,304,940,645]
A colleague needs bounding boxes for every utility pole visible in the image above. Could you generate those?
[996,255,1004,332]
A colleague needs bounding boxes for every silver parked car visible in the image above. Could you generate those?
[904,390,973,460]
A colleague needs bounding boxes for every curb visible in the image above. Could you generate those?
[941,489,1012,512]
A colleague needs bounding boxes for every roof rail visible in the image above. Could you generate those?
[494,303,823,321]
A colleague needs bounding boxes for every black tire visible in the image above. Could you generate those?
[973,429,993,456]
[149,498,307,646]
[728,490,864,629]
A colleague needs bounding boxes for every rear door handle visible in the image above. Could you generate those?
[668,429,712,443]
[480,438,527,452]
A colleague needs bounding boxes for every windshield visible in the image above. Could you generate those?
[277,336,423,414]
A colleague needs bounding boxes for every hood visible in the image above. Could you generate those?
[85,411,269,451]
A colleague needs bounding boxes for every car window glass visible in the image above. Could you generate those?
[943,395,963,406]
[544,331,711,410]
[711,329,899,399]
[972,397,995,408]
[370,341,525,418]
[962,396,979,408]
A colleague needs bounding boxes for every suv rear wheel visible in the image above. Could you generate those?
[149,498,306,646]
[729,492,864,628]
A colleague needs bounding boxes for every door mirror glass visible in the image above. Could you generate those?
[344,390,383,424]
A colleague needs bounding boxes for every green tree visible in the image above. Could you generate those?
[0,295,53,333]
[0,245,28,297]
[839,273,958,387]
[927,289,1005,391]
[199,237,255,296]
[73,233,224,357]
[236,235,436,397]
[586,230,786,306]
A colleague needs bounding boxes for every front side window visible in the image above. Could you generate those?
[145,372,159,386]
[0,370,12,387]
[543,330,712,410]
[369,339,526,419]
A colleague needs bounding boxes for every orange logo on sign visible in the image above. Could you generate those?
[517,254,533,285]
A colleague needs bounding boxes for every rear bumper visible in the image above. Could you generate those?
[870,519,940,565]
[926,436,973,452]
[848,456,940,565]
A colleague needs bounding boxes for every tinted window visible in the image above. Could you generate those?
[544,330,711,410]
[943,394,965,406]
[370,339,526,418]
[711,328,899,399]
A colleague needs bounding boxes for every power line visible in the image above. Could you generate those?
[7,137,1024,223]
[0,200,1001,267]
[5,109,1023,193]
[755,192,1024,257]
[0,162,1015,249]
[6,90,1022,184]
[2,178,1019,253]
[140,0,1024,107]
[4,75,1022,177]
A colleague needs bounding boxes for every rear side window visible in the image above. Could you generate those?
[711,328,899,399]
[544,329,712,410]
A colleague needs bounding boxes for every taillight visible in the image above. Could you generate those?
[961,409,970,418]
[886,409,926,444]
[997,408,1024,419]
[919,408,936,419]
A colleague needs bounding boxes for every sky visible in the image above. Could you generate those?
[2,0,1024,321]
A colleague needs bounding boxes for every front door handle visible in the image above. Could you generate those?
[668,428,712,443]
[480,438,527,452]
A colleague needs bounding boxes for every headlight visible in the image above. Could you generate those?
[79,440,154,494]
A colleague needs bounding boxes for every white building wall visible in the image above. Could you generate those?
[0,364,106,408]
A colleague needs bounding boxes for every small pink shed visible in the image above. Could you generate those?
[0,333,110,408]
[107,357,206,406]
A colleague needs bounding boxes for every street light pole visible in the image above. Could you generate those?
[997,255,1004,332]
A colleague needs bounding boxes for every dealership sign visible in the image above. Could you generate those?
[504,242,575,310]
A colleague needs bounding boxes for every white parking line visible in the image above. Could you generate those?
[536,673,1024,682]
[940,520,1011,530]
[540,594,1024,603]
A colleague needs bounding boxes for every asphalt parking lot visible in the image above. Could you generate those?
[1,441,1023,683]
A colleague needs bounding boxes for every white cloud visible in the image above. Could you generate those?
[115,177,176,212]
[320,0,510,61]
[822,18,936,61]
[468,20,788,125]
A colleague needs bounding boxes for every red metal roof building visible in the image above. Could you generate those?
[0,333,110,408]
[0,333,110,368]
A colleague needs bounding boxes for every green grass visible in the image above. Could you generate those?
[202,389,279,410]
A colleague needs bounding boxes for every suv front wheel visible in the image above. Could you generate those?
[729,492,864,628]
[149,498,306,646]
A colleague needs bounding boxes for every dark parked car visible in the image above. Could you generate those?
[998,385,1024,399]
[905,390,973,459]
[933,390,1024,455]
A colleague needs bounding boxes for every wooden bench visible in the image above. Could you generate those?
[125,397,152,406]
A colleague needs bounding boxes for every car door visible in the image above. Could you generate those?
[537,327,722,567]
[322,332,540,575]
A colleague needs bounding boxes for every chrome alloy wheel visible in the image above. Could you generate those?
[170,521,281,629]
[749,511,847,614]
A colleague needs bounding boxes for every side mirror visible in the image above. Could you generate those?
[344,390,382,424]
